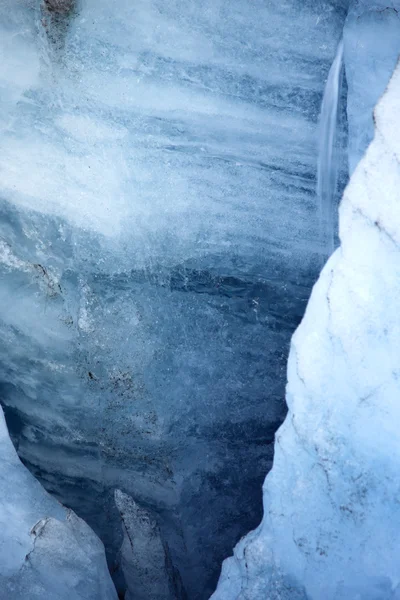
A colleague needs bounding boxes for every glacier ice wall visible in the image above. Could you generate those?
[211,54,400,600]
[0,405,117,600]
[115,489,183,600]
[344,0,400,173]
[0,0,348,597]
[317,38,345,256]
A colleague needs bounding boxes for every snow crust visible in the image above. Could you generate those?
[0,405,117,599]
[211,58,400,600]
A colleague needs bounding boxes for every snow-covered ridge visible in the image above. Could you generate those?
[211,59,400,600]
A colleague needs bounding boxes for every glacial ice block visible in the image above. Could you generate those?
[211,60,400,600]
[0,406,117,600]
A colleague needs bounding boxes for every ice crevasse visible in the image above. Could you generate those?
[0,1,348,598]
[212,58,400,600]
[1,0,400,598]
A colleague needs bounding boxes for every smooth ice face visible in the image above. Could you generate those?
[211,59,400,600]
[317,38,344,255]
[0,406,117,600]
[344,0,400,174]
[0,1,347,598]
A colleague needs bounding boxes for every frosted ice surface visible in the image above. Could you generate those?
[211,60,400,600]
[0,405,117,599]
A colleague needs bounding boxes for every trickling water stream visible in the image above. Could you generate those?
[317,38,344,256]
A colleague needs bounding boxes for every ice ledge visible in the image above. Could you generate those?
[0,405,117,599]
[211,60,400,600]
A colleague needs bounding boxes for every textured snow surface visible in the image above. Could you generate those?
[0,1,347,597]
[0,405,117,600]
[211,60,400,600]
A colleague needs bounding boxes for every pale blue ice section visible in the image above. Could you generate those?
[212,57,400,600]
[344,0,400,173]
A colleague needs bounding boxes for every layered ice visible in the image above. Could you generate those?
[0,0,348,597]
[0,405,117,599]
[211,51,400,600]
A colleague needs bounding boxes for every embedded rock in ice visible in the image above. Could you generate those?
[115,490,181,600]
[0,406,117,600]
[211,61,400,600]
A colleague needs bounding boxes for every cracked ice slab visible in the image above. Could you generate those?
[211,59,400,600]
